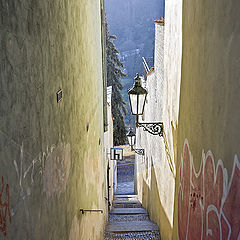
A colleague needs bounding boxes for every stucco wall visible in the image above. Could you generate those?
[0,1,107,239]
[136,1,182,237]
[174,0,240,239]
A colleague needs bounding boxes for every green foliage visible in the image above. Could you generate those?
[120,77,135,128]
[106,21,127,146]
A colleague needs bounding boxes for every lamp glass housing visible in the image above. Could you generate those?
[127,135,136,147]
[126,128,136,148]
[128,73,148,116]
[129,94,147,115]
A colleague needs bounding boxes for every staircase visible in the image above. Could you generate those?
[104,195,161,240]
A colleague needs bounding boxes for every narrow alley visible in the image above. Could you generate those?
[105,146,160,239]
[0,0,240,239]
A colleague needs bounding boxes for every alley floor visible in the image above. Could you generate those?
[105,150,160,240]
[115,146,135,195]
[104,195,161,239]
[116,162,135,195]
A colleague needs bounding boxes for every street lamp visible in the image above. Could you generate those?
[126,128,136,151]
[128,73,163,137]
[128,73,148,118]
[126,128,144,156]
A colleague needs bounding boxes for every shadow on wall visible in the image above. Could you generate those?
[142,167,173,239]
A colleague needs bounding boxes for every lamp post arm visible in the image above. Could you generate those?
[134,148,145,156]
[137,122,163,137]
[130,145,145,156]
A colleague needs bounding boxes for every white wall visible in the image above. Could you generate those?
[136,2,182,237]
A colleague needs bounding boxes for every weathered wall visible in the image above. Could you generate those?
[173,0,240,239]
[0,0,107,239]
[136,0,182,236]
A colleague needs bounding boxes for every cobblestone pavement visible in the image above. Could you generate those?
[104,196,161,240]
[116,181,134,195]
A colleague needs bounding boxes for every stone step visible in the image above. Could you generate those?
[114,194,138,199]
[104,231,161,240]
[105,220,159,233]
[112,200,142,208]
[109,214,150,223]
[105,194,160,239]
[113,203,142,208]
[113,198,138,203]
[110,208,148,215]
[113,199,140,204]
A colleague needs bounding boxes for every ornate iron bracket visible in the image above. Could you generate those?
[138,122,163,137]
[80,209,103,214]
[134,149,145,156]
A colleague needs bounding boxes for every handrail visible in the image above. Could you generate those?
[80,209,103,214]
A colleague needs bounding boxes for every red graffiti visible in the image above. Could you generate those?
[0,176,11,237]
[178,141,240,240]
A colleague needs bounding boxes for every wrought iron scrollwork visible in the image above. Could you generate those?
[138,122,163,137]
[134,149,145,156]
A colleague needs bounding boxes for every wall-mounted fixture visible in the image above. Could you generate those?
[126,128,144,156]
[86,123,89,132]
[80,209,103,214]
[110,148,123,160]
[57,89,63,103]
[128,73,163,137]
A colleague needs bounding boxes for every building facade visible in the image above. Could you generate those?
[174,0,240,238]
[136,0,240,239]
[0,0,109,239]
[136,9,182,239]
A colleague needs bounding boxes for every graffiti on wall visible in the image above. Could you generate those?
[13,142,71,204]
[0,176,11,237]
[178,140,240,239]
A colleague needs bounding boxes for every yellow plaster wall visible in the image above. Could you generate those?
[0,0,107,239]
[173,0,240,238]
